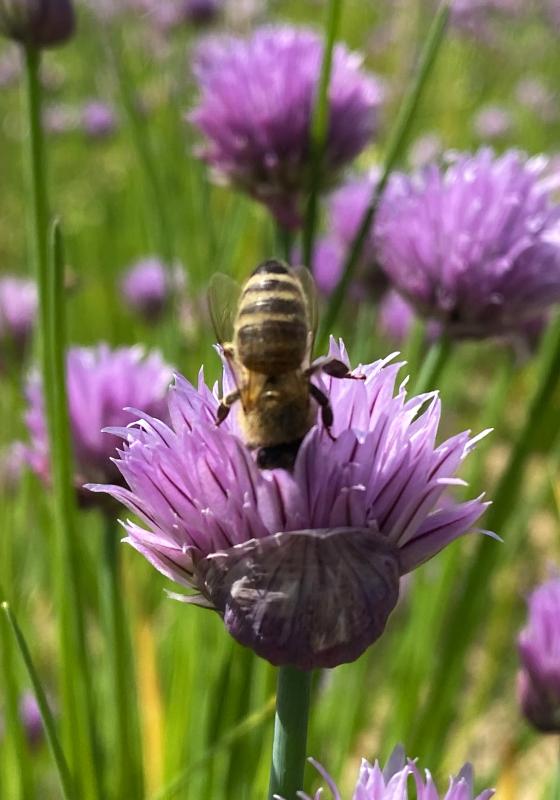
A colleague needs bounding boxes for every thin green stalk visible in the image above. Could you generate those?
[302,0,343,270]
[0,603,30,799]
[410,316,560,762]
[23,49,100,800]
[106,29,174,267]
[100,513,144,799]
[403,318,426,380]
[2,602,75,800]
[318,1,451,348]
[267,667,312,800]
[412,334,452,395]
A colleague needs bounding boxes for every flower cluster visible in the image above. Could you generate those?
[375,148,560,338]
[284,749,493,800]
[90,339,490,670]
[190,26,383,228]
[517,575,560,733]
[24,345,173,496]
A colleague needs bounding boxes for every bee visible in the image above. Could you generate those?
[208,259,363,470]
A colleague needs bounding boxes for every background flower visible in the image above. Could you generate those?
[375,148,560,338]
[517,575,560,733]
[24,344,173,492]
[190,25,383,228]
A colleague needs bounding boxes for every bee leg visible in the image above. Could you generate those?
[216,390,240,426]
[309,383,336,441]
[306,357,365,381]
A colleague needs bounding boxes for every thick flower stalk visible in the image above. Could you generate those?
[90,339,491,670]
[375,148,560,339]
[517,575,560,733]
[291,748,494,800]
[24,344,173,495]
[190,26,383,228]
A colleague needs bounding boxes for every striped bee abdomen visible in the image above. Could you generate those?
[235,261,309,374]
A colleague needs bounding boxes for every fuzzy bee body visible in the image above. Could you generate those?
[208,259,361,470]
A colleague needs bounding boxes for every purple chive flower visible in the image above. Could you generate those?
[516,78,557,124]
[375,149,560,339]
[287,748,494,800]
[0,0,75,48]
[190,26,383,228]
[517,576,560,733]
[81,100,117,139]
[408,132,443,170]
[473,105,512,140]
[119,258,175,323]
[378,290,421,343]
[43,102,78,135]
[0,276,37,360]
[24,345,173,502]
[89,339,491,670]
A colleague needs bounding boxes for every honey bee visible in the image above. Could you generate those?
[208,259,363,470]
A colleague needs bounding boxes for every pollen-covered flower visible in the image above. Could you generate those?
[376,149,560,339]
[0,276,37,361]
[89,339,491,670]
[0,0,75,48]
[517,576,560,733]
[24,345,173,498]
[190,26,383,228]
[288,748,494,799]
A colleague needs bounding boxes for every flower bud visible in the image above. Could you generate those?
[0,0,75,49]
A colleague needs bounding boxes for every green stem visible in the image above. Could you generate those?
[403,318,426,381]
[267,667,312,800]
[101,513,144,799]
[23,50,100,800]
[318,1,451,348]
[2,601,75,800]
[412,334,452,395]
[302,0,343,270]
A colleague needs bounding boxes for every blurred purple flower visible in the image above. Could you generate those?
[0,276,37,359]
[119,258,176,323]
[287,747,494,799]
[516,77,557,124]
[378,290,419,343]
[43,102,77,135]
[517,575,560,733]
[473,105,512,140]
[0,45,21,87]
[375,148,560,338]
[312,236,345,296]
[24,345,173,500]
[320,171,388,297]
[0,0,75,48]
[81,100,117,139]
[408,132,443,170]
[89,339,491,669]
[19,692,44,749]
[190,26,383,228]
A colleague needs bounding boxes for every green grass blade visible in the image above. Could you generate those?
[318,1,451,348]
[302,0,344,270]
[1,601,75,800]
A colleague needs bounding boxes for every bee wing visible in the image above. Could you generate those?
[207,272,242,344]
[293,265,319,362]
